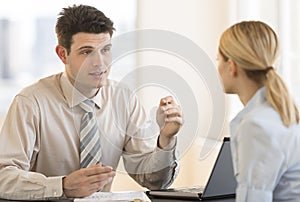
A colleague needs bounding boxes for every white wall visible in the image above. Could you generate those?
[137,0,232,62]
[137,0,231,187]
[112,0,234,191]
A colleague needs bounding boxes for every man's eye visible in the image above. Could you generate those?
[81,50,92,55]
[102,46,111,54]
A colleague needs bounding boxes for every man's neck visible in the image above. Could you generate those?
[77,87,100,99]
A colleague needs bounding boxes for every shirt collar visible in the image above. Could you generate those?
[244,86,266,110]
[231,86,266,128]
[60,72,103,108]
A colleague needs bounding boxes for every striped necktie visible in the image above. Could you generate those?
[79,99,102,168]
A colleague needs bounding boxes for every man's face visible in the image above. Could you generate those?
[65,32,112,91]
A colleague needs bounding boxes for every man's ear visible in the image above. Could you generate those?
[228,59,238,77]
[55,45,68,64]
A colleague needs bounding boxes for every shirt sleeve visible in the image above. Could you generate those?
[234,119,285,202]
[123,138,180,190]
[0,95,64,200]
[121,94,180,190]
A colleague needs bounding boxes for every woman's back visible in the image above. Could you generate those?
[230,87,300,201]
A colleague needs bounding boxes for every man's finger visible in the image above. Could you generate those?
[82,165,114,176]
[160,96,174,105]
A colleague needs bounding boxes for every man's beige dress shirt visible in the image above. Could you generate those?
[0,72,179,200]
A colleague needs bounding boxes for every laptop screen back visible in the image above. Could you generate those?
[202,137,237,199]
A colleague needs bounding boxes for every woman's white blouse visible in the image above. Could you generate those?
[230,87,300,202]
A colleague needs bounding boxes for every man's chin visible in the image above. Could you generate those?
[97,79,108,87]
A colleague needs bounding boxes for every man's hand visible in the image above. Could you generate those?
[62,163,116,198]
[156,96,183,148]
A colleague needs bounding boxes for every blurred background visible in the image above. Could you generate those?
[0,0,299,191]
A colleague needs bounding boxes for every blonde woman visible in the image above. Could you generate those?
[218,21,300,201]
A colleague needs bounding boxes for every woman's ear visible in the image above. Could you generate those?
[55,45,67,64]
[228,59,238,77]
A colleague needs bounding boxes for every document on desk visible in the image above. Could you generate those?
[74,190,151,202]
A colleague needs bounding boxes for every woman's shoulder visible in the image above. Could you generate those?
[235,103,298,143]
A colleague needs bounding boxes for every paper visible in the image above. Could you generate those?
[74,190,151,202]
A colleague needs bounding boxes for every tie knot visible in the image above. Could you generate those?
[79,99,95,112]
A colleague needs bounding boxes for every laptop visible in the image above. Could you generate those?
[147,137,237,200]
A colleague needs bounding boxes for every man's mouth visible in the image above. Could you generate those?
[89,71,106,79]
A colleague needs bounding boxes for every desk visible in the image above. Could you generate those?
[0,200,234,202]
[0,200,72,202]
[0,192,235,202]
[0,199,235,202]
[152,199,234,202]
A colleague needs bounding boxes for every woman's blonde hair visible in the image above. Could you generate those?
[219,21,299,127]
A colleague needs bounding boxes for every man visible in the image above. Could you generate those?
[0,5,183,200]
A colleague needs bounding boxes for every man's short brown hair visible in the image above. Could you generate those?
[55,4,115,54]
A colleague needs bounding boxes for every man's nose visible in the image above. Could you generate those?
[92,51,105,69]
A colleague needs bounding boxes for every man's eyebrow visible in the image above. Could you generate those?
[76,46,94,51]
[76,43,112,51]
[102,43,112,48]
